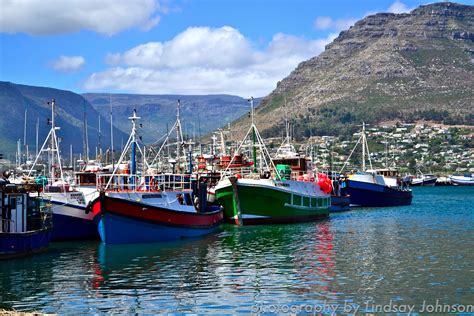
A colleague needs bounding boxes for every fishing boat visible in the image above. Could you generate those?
[410,173,437,186]
[450,174,474,186]
[1,175,53,259]
[214,97,331,225]
[89,108,223,244]
[27,99,99,240]
[340,123,412,207]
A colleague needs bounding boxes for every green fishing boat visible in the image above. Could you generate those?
[214,97,330,225]
[215,176,330,225]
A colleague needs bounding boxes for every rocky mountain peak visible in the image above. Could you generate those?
[233,2,473,140]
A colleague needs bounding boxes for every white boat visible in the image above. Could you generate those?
[450,174,474,186]
[410,174,437,186]
[27,98,99,240]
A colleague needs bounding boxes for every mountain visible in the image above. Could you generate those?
[83,93,261,143]
[232,2,474,140]
[0,81,127,160]
[0,81,260,159]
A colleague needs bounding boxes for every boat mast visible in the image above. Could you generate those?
[196,102,202,155]
[17,139,21,168]
[220,96,277,179]
[23,108,28,161]
[283,88,290,145]
[338,122,373,174]
[82,99,89,166]
[105,109,149,191]
[175,100,184,172]
[98,115,102,161]
[130,109,140,183]
[361,122,373,171]
[362,122,366,171]
[28,99,65,186]
[110,94,114,170]
[220,130,226,155]
[250,97,257,173]
[35,117,39,159]
[51,99,56,182]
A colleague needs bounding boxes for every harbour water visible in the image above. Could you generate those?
[1,186,473,314]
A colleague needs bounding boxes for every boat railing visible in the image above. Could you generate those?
[219,167,254,178]
[96,173,194,192]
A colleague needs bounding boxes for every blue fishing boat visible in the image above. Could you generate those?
[1,176,53,259]
[345,171,412,206]
[88,108,223,244]
[340,123,412,207]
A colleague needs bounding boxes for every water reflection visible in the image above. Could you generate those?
[293,221,336,299]
[0,187,473,313]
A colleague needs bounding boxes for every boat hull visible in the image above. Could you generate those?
[91,195,223,244]
[330,195,351,212]
[0,228,52,260]
[450,176,474,186]
[345,179,412,207]
[50,202,98,241]
[411,177,437,186]
[215,180,330,225]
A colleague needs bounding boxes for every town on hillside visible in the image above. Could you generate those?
[261,122,474,176]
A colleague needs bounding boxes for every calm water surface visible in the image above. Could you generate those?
[1,186,473,314]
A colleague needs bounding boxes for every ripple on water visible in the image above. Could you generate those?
[0,187,473,313]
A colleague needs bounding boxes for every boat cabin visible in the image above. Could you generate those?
[75,172,99,187]
[1,184,52,234]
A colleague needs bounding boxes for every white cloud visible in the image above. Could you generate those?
[0,0,161,35]
[387,1,412,14]
[84,26,335,97]
[314,16,357,31]
[51,55,86,72]
[314,17,333,30]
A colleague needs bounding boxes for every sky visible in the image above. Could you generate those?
[1,0,473,98]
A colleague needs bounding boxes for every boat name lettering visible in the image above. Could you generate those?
[142,194,163,199]
[276,183,290,187]
[70,192,85,205]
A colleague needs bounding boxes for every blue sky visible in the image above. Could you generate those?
[1,0,473,97]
